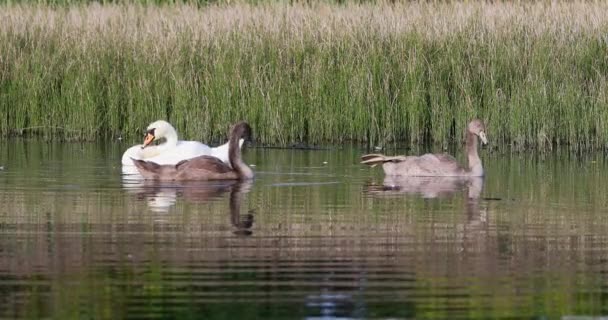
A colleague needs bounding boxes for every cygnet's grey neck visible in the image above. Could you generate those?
[229,135,253,179]
[466,132,484,177]
[163,129,179,147]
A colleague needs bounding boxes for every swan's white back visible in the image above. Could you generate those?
[121,120,244,168]
[139,141,212,165]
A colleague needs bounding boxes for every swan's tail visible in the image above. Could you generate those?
[130,158,180,180]
[130,158,169,179]
[131,158,162,172]
[360,154,408,167]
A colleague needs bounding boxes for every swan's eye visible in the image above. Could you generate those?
[145,128,156,137]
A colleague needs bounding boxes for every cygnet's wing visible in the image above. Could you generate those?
[361,153,410,167]
[132,155,235,181]
[380,153,464,176]
[131,159,178,180]
[412,153,465,175]
[175,156,233,173]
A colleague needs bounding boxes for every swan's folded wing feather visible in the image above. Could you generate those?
[176,155,233,173]
[361,153,410,167]
[131,158,162,171]
[415,153,464,175]
[432,153,459,163]
[361,153,384,161]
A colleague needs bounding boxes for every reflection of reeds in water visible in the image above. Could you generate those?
[1,3,608,149]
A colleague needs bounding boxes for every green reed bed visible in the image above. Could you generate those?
[1,2,608,150]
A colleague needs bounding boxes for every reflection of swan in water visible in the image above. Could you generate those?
[122,178,255,235]
[365,176,489,251]
[364,176,483,199]
[229,182,255,236]
[364,176,486,229]
[122,178,237,212]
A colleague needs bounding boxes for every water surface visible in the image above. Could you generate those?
[0,140,607,319]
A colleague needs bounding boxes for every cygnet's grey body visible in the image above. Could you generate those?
[361,119,488,177]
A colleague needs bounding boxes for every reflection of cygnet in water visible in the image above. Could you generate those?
[122,178,250,212]
[229,182,255,236]
[365,176,490,253]
[122,177,255,234]
[464,176,483,199]
[122,176,179,213]
[365,176,484,199]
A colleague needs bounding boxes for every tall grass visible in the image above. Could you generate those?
[1,2,608,150]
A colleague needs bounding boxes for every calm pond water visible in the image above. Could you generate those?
[1,140,608,319]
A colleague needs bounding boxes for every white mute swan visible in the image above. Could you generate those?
[131,121,254,181]
[121,120,243,168]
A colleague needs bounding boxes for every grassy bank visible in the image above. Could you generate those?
[1,2,608,150]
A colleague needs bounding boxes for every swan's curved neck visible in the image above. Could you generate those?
[229,133,253,179]
[161,127,179,149]
[466,132,484,176]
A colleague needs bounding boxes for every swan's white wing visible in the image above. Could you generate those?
[210,142,230,164]
[175,140,212,155]
[145,141,212,165]
[121,145,144,165]
[122,140,213,166]
[122,135,244,167]
[121,143,170,165]
[210,139,244,164]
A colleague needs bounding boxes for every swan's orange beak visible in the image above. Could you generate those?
[141,132,155,149]
[478,131,488,145]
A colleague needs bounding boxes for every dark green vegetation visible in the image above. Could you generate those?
[1,2,608,149]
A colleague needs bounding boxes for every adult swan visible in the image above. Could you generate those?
[121,120,240,167]
[131,121,254,181]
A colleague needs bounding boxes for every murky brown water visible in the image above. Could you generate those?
[1,140,608,319]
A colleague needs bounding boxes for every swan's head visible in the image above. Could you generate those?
[468,119,487,145]
[142,120,176,148]
[231,121,253,142]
